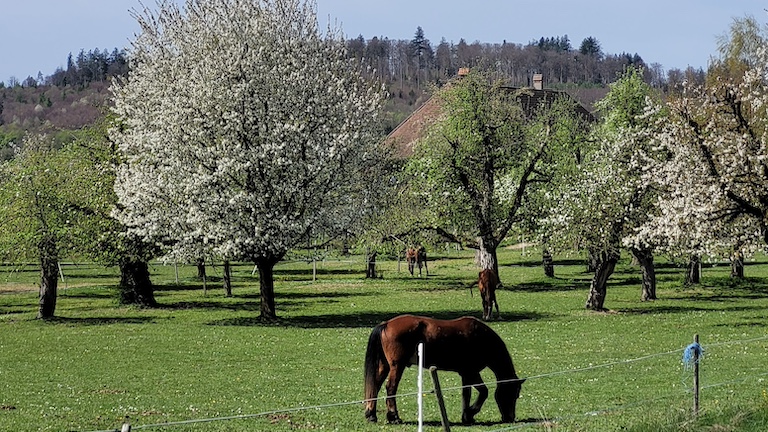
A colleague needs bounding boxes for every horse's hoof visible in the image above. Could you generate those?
[461,414,475,425]
[364,410,377,423]
[386,413,402,424]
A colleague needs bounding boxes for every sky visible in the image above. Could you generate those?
[1,0,767,84]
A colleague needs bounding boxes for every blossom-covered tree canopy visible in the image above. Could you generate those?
[111,0,385,318]
[637,59,768,258]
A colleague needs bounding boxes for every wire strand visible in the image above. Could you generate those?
[84,334,768,432]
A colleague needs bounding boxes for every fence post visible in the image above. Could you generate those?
[417,343,424,432]
[693,334,700,417]
[429,366,451,432]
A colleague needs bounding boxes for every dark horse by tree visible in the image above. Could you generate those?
[405,246,428,277]
[364,314,523,424]
[477,269,501,321]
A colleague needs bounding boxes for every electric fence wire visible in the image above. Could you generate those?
[84,334,768,432]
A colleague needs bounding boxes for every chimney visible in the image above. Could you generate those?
[533,73,543,90]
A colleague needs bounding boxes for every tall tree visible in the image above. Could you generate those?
[545,67,665,310]
[405,69,573,277]
[0,135,101,318]
[638,16,768,268]
[111,0,385,320]
[579,37,603,58]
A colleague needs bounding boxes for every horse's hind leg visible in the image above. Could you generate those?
[460,372,488,425]
[364,361,389,422]
[482,297,491,321]
[385,363,407,424]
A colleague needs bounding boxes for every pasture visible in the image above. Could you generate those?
[1,246,768,431]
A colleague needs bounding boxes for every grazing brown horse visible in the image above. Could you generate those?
[364,314,523,425]
[478,269,501,321]
[405,246,428,277]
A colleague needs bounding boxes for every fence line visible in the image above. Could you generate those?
[486,370,768,432]
[91,334,768,432]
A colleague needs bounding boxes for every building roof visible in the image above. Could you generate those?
[384,82,599,158]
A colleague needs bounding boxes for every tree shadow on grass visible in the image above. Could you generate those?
[387,417,546,428]
[274,268,362,277]
[60,289,117,299]
[42,316,156,325]
[159,291,377,313]
[164,300,261,312]
[616,304,768,315]
[509,279,589,293]
[207,309,552,328]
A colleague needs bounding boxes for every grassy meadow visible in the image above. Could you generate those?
[1,246,768,431]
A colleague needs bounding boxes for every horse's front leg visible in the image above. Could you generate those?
[460,372,488,425]
[385,363,406,424]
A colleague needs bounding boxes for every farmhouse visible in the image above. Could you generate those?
[384,71,600,158]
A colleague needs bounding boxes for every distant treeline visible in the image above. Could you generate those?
[0,30,707,140]
[347,28,705,92]
[3,29,706,93]
[2,48,128,89]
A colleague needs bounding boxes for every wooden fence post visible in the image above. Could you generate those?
[429,366,451,432]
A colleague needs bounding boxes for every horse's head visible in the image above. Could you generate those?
[495,378,524,423]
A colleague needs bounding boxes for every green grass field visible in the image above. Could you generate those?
[1,247,767,431]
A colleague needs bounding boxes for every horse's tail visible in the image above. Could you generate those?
[364,323,386,401]
[467,280,478,297]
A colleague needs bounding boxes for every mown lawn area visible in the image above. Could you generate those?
[1,247,767,431]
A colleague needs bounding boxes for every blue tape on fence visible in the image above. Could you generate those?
[682,342,703,369]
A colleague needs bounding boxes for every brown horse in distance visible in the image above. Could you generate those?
[363,314,523,425]
[405,246,428,277]
[478,269,501,321]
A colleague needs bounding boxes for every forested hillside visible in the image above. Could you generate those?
[0,30,706,159]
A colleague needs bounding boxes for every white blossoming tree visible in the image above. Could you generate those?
[544,67,666,310]
[636,30,768,273]
[628,16,768,284]
[111,0,384,320]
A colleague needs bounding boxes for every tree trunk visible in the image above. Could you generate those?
[196,259,206,279]
[119,260,156,306]
[476,237,499,279]
[685,255,701,285]
[255,257,278,320]
[366,251,378,278]
[730,249,744,278]
[585,251,619,311]
[37,235,58,319]
[223,260,232,297]
[542,248,554,278]
[631,247,657,301]
[586,247,600,273]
